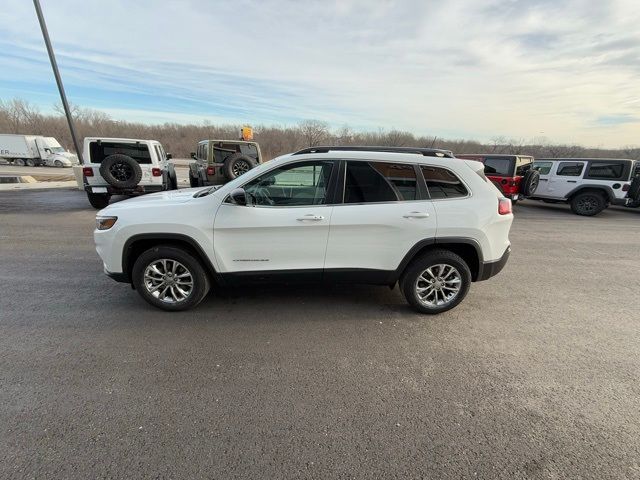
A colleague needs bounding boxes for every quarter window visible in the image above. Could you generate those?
[344,161,417,203]
[421,166,468,199]
[243,161,333,206]
[556,162,584,176]
[586,162,624,180]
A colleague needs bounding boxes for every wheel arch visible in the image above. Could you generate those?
[122,233,220,286]
[566,185,614,202]
[393,238,483,283]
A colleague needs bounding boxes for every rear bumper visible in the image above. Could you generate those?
[85,184,164,195]
[477,246,511,281]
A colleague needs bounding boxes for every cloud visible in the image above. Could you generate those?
[0,0,639,147]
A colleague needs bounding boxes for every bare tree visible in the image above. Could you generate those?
[298,119,329,147]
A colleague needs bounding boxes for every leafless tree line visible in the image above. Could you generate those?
[1,98,638,161]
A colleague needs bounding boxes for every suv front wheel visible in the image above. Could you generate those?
[132,246,210,311]
[401,250,471,314]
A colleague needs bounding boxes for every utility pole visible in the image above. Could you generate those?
[33,0,83,163]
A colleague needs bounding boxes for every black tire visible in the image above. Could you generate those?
[520,169,540,196]
[99,154,143,188]
[132,246,210,311]
[628,176,640,202]
[189,169,199,188]
[570,191,606,216]
[25,159,35,167]
[54,160,63,167]
[223,153,257,180]
[401,249,472,314]
[87,192,111,209]
[169,167,178,190]
[14,159,25,166]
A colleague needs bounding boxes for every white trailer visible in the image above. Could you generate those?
[0,134,78,167]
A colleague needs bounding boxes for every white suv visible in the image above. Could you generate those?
[94,147,513,314]
[528,158,640,215]
[81,138,178,209]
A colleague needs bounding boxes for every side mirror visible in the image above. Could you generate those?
[44,148,51,153]
[166,153,172,160]
[229,188,247,206]
[190,152,196,159]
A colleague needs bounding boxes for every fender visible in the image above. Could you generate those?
[389,237,483,283]
[564,184,616,202]
[121,233,222,285]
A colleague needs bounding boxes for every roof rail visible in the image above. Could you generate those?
[292,146,454,158]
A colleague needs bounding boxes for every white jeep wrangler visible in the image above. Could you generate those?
[528,158,640,215]
[81,138,178,209]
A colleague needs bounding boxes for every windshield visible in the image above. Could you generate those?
[49,147,65,153]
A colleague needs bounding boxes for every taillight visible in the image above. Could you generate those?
[206,166,215,176]
[498,198,512,215]
[622,184,630,192]
[82,167,93,177]
[151,168,162,177]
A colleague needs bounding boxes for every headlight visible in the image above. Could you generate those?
[96,216,118,230]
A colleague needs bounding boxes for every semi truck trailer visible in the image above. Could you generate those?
[0,134,78,167]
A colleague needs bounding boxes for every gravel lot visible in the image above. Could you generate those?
[1,189,639,479]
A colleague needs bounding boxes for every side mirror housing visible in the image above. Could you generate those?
[190,152,196,159]
[166,153,173,160]
[229,188,247,206]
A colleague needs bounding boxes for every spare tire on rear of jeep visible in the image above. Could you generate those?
[521,169,540,197]
[223,153,257,180]
[99,154,143,189]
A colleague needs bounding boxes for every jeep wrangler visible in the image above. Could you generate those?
[81,138,178,209]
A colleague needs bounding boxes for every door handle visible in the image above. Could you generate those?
[296,214,324,221]
[539,178,548,181]
[567,180,577,183]
[403,212,430,219]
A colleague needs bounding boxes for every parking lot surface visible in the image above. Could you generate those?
[1,189,639,479]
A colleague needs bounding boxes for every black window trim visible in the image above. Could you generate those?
[555,161,586,177]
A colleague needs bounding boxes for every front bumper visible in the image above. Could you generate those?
[477,246,511,281]
[105,267,129,283]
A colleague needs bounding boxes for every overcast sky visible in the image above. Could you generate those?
[1,0,639,147]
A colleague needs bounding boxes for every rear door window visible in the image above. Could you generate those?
[344,161,417,203]
[421,166,468,199]
[585,162,624,180]
[556,162,584,177]
[89,141,151,164]
[483,157,514,177]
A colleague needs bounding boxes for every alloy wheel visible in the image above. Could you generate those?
[232,160,250,177]
[143,259,194,304]
[415,264,462,307]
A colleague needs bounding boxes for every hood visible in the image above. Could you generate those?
[100,187,203,213]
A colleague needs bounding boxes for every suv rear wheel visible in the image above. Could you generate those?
[132,246,210,311]
[570,191,606,216]
[401,250,471,314]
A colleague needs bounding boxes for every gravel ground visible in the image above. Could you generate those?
[1,189,639,479]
